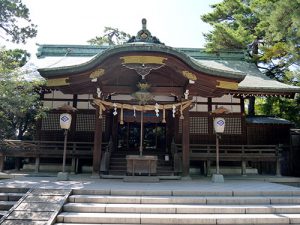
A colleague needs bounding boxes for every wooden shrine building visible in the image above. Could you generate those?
[5,19,300,177]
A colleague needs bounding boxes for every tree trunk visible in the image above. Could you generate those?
[248,96,255,116]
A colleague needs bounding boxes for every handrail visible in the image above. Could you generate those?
[175,143,281,160]
[100,136,113,173]
[0,139,108,157]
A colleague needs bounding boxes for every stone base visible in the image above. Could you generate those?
[57,172,69,181]
[23,163,72,172]
[212,173,224,183]
[209,167,258,175]
[91,173,100,179]
[181,176,192,181]
[123,176,159,183]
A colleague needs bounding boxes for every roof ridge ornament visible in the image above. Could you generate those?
[127,18,164,45]
[142,18,147,30]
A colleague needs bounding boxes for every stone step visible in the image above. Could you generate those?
[0,188,28,193]
[56,212,295,224]
[63,202,300,214]
[0,210,7,215]
[54,224,168,225]
[0,189,71,225]
[0,192,25,201]
[68,195,300,205]
[71,189,300,196]
[0,201,17,210]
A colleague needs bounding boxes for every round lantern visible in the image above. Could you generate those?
[213,117,225,133]
[60,113,72,130]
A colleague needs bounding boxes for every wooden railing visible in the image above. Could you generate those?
[189,144,280,161]
[175,143,282,176]
[0,140,108,172]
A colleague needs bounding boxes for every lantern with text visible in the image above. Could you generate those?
[60,113,72,130]
[57,104,76,181]
[214,117,225,134]
[212,117,225,183]
[59,113,72,181]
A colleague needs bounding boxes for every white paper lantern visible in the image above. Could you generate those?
[60,113,72,129]
[213,117,225,133]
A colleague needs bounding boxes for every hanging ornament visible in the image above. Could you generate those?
[180,103,184,119]
[120,105,124,125]
[184,89,189,100]
[172,104,176,118]
[154,103,159,117]
[113,103,118,116]
[97,87,102,98]
[162,106,166,123]
[99,105,103,119]
[133,106,136,117]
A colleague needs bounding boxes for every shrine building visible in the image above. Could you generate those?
[19,19,300,177]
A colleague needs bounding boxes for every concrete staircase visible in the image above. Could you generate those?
[109,150,174,176]
[55,189,300,224]
[0,188,71,224]
[0,187,27,219]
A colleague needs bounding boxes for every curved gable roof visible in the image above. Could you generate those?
[37,43,245,82]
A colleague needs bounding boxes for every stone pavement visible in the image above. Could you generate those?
[0,172,300,193]
[1,173,300,224]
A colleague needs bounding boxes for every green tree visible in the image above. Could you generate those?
[202,0,300,120]
[0,0,37,43]
[88,27,131,46]
[0,47,29,70]
[256,70,300,127]
[0,47,46,140]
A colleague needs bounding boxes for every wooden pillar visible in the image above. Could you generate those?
[15,158,21,170]
[276,144,282,176]
[241,160,247,176]
[111,114,118,150]
[35,157,40,173]
[92,107,103,176]
[71,158,76,174]
[240,96,245,114]
[206,160,211,176]
[0,156,4,172]
[182,109,190,177]
[276,158,281,176]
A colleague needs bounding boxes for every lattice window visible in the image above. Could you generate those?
[41,113,60,131]
[178,117,208,134]
[75,114,106,132]
[76,114,95,131]
[223,117,242,134]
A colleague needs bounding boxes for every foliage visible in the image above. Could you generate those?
[256,70,300,127]
[0,46,29,70]
[202,0,300,76]
[256,96,300,128]
[88,27,131,46]
[202,0,300,123]
[0,0,37,43]
[0,47,46,140]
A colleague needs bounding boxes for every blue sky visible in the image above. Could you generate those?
[5,0,222,58]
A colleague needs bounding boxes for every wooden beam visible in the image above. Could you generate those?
[149,86,183,96]
[182,109,190,177]
[92,107,103,176]
[102,86,135,94]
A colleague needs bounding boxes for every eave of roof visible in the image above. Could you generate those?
[246,116,293,125]
[37,43,246,81]
[35,44,300,95]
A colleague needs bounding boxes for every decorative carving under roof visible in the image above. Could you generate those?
[127,18,164,45]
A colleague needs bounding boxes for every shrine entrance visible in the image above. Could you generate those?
[117,122,166,152]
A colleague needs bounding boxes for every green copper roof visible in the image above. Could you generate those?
[37,44,246,60]
[37,43,247,80]
[35,44,300,94]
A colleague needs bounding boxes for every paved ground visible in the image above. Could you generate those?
[0,172,300,192]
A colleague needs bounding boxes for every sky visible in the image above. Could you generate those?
[4,0,222,60]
